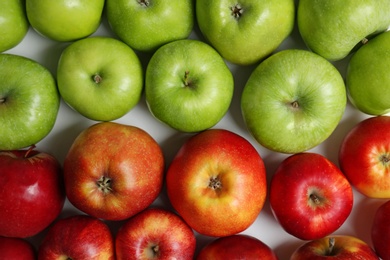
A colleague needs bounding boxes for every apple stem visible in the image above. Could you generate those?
[24,145,36,158]
[183,71,191,87]
[309,193,321,205]
[361,38,369,45]
[291,101,299,109]
[231,4,243,19]
[326,237,336,256]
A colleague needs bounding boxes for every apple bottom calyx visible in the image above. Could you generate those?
[230,4,243,19]
[208,176,222,191]
[146,243,161,258]
[97,176,113,194]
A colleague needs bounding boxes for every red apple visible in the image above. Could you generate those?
[0,146,65,238]
[0,236,36,260]
[339,115,390,198]
[38,214,115,260]
[115,207,196,260]
[196,234,278,260]
[166,129,267,237]
[63,122,165,221]
[371,199,390,260]
[269,152,353,240]
[290,235,379,259]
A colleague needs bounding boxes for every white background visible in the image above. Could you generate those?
[5,6,386,259]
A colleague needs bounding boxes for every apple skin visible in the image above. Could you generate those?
[269,153,353,240]
[290,235,379,259]
[166,129,267,237]
[57,36,144,121]
[26,0,104,42]
[38,215,115,260]
[63,122,165,221]
[197,234,278,260]
[0,236,36,260]
[0,53,60,150]
[145,39,234,133]
[196,0,295,65]
[115,208,196,260]
[346,31,390,115]
[0,147,65,238]
[241,49,346,154]
[106,0,194,52]
[0,0,29,52]
[297,0,390,61]
[371,200,390,260]
[339,116,390,198]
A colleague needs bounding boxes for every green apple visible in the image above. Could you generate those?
[346,31,390,115]
[0,0,29,53]
[298,0,390,61]
[106,0,194,52]
[57,36,144,121]
[0,54,60,150]
[26,0,104,42]
[241,49,346,154]
[196,0,295,66]
[145,39,234,132]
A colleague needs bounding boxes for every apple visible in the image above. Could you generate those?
[339,116,390,198]
[166,129,267,237]
[196,0,295,65]
[196,234,278,260]
[0,0,29,53]
[63,122,165,221]
[241,49,346,154]
[0,146,65,238]
[346,31,390,115]
[371,200,390,260]
[297,0,390,61]
[106,0,194,52]
[57,36,144,121]
[0,53,60,150]
[26,0,104,42]
[269,153,353,240]
[145,39,234,132]
[115,208,196,260]
[37,215,115,260]
[290,235,379,259]
[0,236,36,260]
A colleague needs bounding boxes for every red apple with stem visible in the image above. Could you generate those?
[0,236,36,260]
[115,207,196,260]
[339,115,390,198]
[269,152,353,240]
[63,122,165,221]
[166,129,267,237]
[0,145,65,238]
[371,199,390,260]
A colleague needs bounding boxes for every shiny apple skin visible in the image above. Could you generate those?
[197,234,278,260]
[290,235,379,259]
[371,200,390,260]
[166,129,267,237]
[38,215,114,260]
[116,208,196,260]
[339,116,390,198]
[0,148,65,238]
[0,236,36,260]
[63,122,165,221]
[270,153,353,240]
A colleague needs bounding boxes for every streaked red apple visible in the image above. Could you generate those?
[371,199,390,260]
[0,236,35,260]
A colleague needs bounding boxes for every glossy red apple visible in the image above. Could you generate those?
[115,207,196,260]
[269,152,353,240]
[339,115,390,198]
[166,129,267,237]
[197,234,278,260]
[371,199,390,260]
[38,214,115,260]
[0,236,36,260]
[63,122,165,221]
[290,235,379,259]
[0,146,65,238]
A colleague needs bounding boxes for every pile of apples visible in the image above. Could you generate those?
[1,0,390,259]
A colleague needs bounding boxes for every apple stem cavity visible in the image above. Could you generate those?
[0,97,5,104]
[208,176,222,191]
[309,193,322,205]
[93,74,103,84]
[137,0,150,7]
[97,176,113,194]
[230,4,244,19]
[326,237,336,256]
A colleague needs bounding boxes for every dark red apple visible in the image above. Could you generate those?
[371,199,390,260]
[0,236,36,260]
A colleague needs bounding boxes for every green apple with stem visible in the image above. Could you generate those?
[57,36,144,121]
[0,54,60,150]
[0,0,29,53]
[196,0,295,66]
[346,30,390,115]
[145,39,234,133]
[241,49,346,154]
[106,0,194,52]
[26,0,104,42]
[298,0,390,61]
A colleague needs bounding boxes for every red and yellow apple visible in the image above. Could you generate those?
[371,199,390,260]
